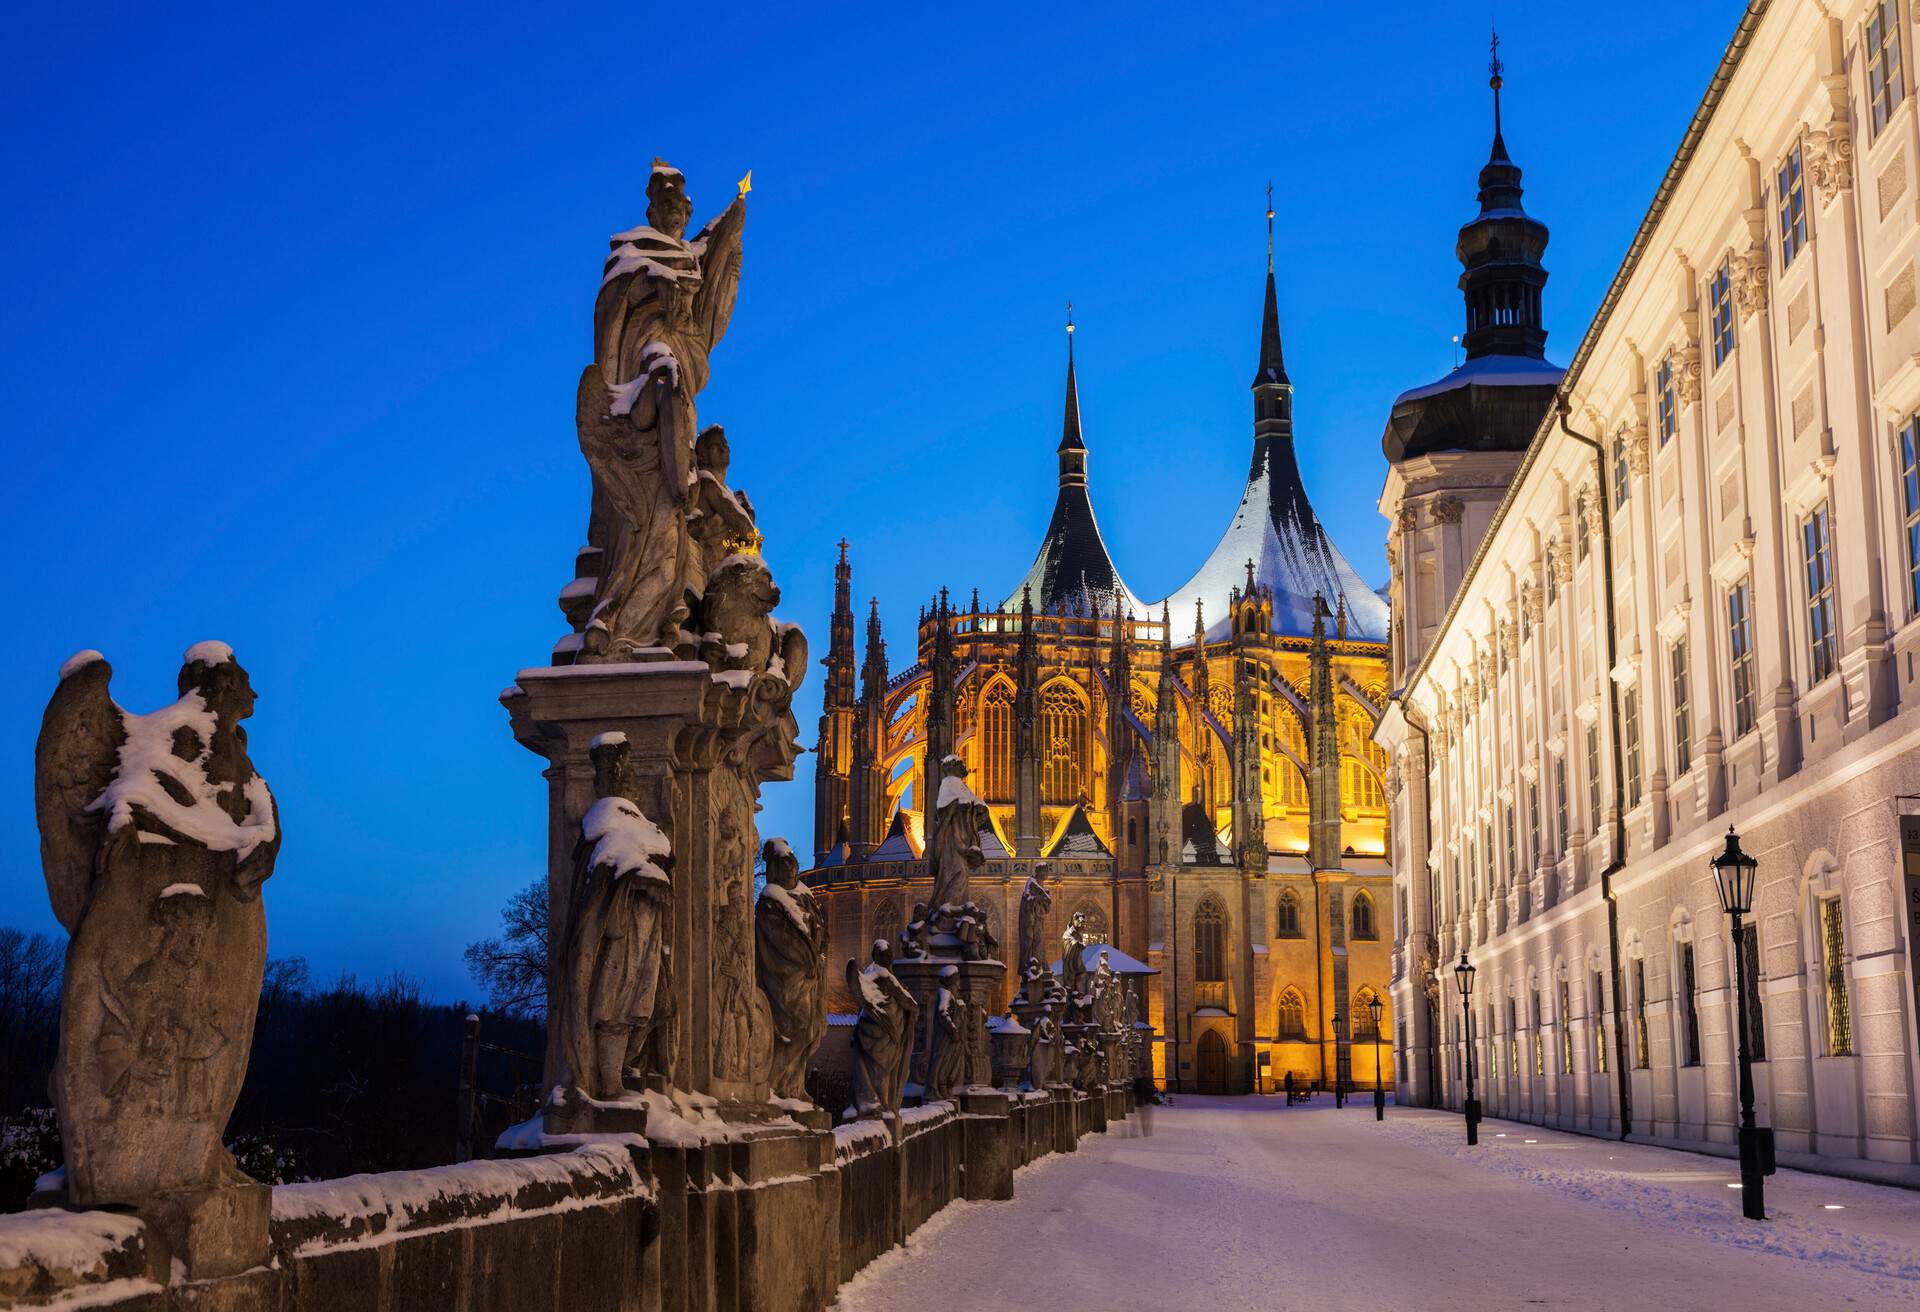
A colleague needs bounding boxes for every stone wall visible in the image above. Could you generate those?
[0,1088,1128,1311]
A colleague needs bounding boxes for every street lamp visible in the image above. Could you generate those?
[1455,952,1479,1146]
[1712,826,1769,1221]
[1370,993,1386,1121]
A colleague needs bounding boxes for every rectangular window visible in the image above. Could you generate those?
[1899,415,1920,616]
[1868,0,1907,137]
[1585,724,1602,825]
[1576,493,1591,560]
[1554,758,1569,848]
[1670,641,1692,776]
[1612,431,1631,509]
[1507,998,1519,1079]
[1739,921,1767,1063]
[1821,897,1853,1056]
[1504,804,1517,879]
[1531,990,1545,1076]
[1710,259,1736,366]
[1656,355,1678,446]
[1804,500,1837,684]
[1559,980,1574,1074]
[1778,145,1808,269]
[1592,970,1608,1073]
[1528,781,1541,862]
[1633,959,1650,1068]
[1680,942,1702,1066]
[1623,688,1643,810]
[1546,553,1559,605]
[1729,579,1757,738]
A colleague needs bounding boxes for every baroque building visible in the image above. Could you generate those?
[806,250,1397,1095]
[1378,0,1920,1184]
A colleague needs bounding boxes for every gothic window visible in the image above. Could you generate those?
[1195,898,1227,982]
[870,899,904,957]
[981,679,1014,800]
[1656,355,1677,447]
[1351,892,1377,941]
[1868,1,1907,137]
[1710,259,1736,366]
[1670,642,1692,776]
[1729,578,1757,738]
[1803,500,1837,684]
[1778,144,1808,269]
[1898,415,1920,617]
[1069,900,1110,948]
[1277,987,1307,1038]
[1039,681,1087,804]
[1275,889,1302,939]
[1353,986,1381,1039]
[1820,897,1853,1056]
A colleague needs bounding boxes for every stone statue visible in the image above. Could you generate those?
[34,644,280,1210]
[700,554,806,687]
[685,425,758,605]
[925,968,966,1100]
[1060,910,1092,1001]
[1027,1003,1060,1089]
[847,940,918,1119]
[578,162,748,661]
[555,733,674,1105]
[1016,865,1054,995]
[754,838,827,1102]
[712,880,771,1081]
[926,755,988,914]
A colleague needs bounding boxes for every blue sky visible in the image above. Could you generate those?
[1,2,1745,1000]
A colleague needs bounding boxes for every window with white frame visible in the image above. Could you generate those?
[1591,969,1608,1073]
[1632,957,1650,1068]
[1739,920,1766,1063]
[1803,499,1837,684]
[1710,259,1736,366]
[1899,414,1920,615]
[1546,549,1559,605]
[1656,355,1678,446]
[1576,491,1591,560]
[1554,757,1569,847]
[1729,578,1757,738]
[1612,429,1631,508]
[1559,979,1574,1074]
[1778,144,1808,269]
[1678,939,1702,1066]
[1670,641,1692,776]
[1528,780,1541,861]
[1623,688,1643,809]
[1585,723,1602,824]
[1868,0,1907,138]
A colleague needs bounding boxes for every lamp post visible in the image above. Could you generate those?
[1370,993,1386,1121]
[1455,952,1479,1146]
[1712,826,1768,1221]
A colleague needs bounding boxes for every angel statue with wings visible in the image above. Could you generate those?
[34,643,280,1208]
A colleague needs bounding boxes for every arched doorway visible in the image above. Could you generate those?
[1196,1029,1228,1094]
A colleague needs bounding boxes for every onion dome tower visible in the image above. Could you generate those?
[1383,33,1563,460]
[1003,309,1149,618]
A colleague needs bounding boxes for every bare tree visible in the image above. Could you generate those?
[463,881,547,1019]
[0,928,61,1112]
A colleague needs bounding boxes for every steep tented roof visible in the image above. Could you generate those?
[1003,345,1149,619]
[869,809,920,862]
[1155,268,1390,644]
[1045,804,1113,860]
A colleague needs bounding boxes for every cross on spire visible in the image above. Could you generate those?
[1266,180,1275,273]
[1065,298,1075,364]
[1488,26,1505,142]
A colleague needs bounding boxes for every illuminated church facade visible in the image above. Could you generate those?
[803,244,1401,1095]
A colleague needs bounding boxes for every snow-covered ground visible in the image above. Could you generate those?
[833,1097,1920,1311]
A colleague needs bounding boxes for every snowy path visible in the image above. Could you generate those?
[832,1097,1920,1311]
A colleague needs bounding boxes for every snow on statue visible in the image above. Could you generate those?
[34,644,281,1212]
[577,160,748,661]
[553,733,675,1112]
[754,837,828,1102]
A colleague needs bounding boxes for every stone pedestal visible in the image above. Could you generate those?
[892,957,1005,1092]
[140,1182,270,1284]
[957,1089,1015,1200]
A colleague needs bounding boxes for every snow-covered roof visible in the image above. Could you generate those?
[1154,434,1391,644]
[869,810,921,862]
[1393,353,1565,406]
[1044,804,1112,860]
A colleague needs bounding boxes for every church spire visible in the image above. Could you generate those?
[1059,302,1084,460]
[1456,29,1549,362]
[1251,201,1293,438]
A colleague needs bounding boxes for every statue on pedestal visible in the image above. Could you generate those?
[754,838,827,1101]
[35,644,280,1272]
[577,162,748,661]
[555,733,674,1105]
[847,941,918,1119]
[1060,910,1093,1001]
[1026,1003,1060,1089]
[925,968,965,1100]
[1016,865,1053,997]
[927,756,987,915]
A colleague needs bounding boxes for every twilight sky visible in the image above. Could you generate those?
[1,2,1745,1000]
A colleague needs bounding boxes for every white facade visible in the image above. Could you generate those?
[1378,0,1920,1183]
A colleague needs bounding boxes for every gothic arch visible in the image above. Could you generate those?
[1276,985,1307,1038]
[1038,678,1090,804]
[1350,890,1378,941]
[1194,897,1228,983]
[1275,888,1303,939]
[978,676,1016,801]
